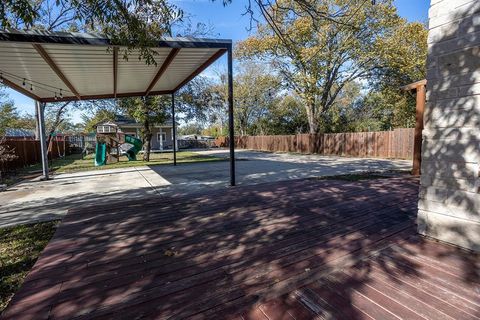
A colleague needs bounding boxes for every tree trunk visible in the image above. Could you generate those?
[305,103,318,134]
[143,133,152,161]
[302,89,318,134]
[142,117,152,162]
[46,102,70,148]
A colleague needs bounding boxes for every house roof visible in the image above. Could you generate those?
[0,29,231,102]
[5,128,35,137]
[96,115,173,128]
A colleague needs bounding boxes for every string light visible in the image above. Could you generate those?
[54,92,58,100]
[0,69,73,97]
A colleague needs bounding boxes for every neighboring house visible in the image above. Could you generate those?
[97,115,175,150]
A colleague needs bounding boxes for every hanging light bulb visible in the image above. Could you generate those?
[22,78,26,87]
[54,92,58,100]
[59,89,63,98]
[30,83,34,91]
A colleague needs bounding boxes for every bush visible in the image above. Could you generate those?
[0,136,18,183]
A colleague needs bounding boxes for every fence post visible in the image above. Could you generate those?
[412,84,425,175]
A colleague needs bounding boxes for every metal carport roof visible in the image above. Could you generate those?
[0,30,231,102]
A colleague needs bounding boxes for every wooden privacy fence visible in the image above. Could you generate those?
[216,128,415,159]
[2,138,71,172]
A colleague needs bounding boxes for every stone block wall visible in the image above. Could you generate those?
[419,0,480,251]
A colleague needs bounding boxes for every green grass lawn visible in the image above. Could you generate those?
[20,151,224,174]
[0,222,58,312]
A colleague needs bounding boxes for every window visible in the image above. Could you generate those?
[157,132,166,142]
[97,125,116,133]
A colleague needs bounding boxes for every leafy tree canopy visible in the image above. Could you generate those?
[237,0,426,133]
[0,90,36,135]
[179,123,204,136]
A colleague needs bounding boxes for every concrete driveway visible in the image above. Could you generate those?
[0,149,412,227]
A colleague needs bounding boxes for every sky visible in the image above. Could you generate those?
[5,0,431,123]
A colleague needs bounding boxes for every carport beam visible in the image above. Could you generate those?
[227,44,235,186]
[36,101,49,180]
[171,93,177,166]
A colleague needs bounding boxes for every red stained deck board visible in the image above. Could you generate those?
[351,265,476,320]
[367,258,480,316]
[299,285,375,320]
[54,212,413,319]
[21,193,417,296]
[38,188,414,270]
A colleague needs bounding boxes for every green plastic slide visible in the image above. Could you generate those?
[95,142,107,166]
[124,135,143,161]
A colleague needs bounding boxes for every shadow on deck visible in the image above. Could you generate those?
[2,177,479,319]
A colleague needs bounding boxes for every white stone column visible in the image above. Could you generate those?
[419,0,480,251]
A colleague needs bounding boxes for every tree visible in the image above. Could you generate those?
[179,123,204,136]
[363,21,428,129]
[373,22,428,88]
[198,64,283,136]
[0,103,20,136]
[241,0,382,30]
[118,96,168,161]
[172,74,230,137]
[322,81,363,133]
[237,0,406,133]
[81,108,117,133]
[0,136,18,182]
[176,77,216,124]
[2,0,181,65]
[252,94,308,135]
[0,95,35,136]
[201,125,225,138]
[232,63,281,135]
[174,67,307,137]
[44,102,73,147]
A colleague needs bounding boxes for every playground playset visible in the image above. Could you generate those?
[95,122,143,166]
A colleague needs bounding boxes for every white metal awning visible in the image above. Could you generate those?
[0,30,231,102]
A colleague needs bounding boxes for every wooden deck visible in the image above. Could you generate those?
[2,177,479,319]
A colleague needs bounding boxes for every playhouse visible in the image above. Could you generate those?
[95,122,143,166]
